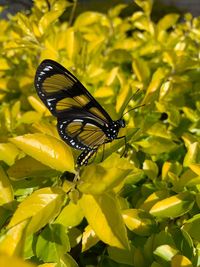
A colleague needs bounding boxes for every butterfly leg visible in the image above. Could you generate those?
[77,148,98,166]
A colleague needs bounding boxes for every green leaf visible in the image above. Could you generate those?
[150,192,194,219]
[36,224,70,262]
[8,187,65,235]
[107,244,135,265]
[10,133,75,173]
[79,192,129,249]
[183,214,200,242]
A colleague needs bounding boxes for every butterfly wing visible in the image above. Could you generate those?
[34,59,112,125]
[34,59,111,159]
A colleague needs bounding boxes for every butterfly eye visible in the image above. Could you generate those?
[121,119,125,128]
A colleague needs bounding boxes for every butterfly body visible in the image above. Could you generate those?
[34,59,125,166]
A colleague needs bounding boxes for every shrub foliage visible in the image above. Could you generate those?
[0,0,200,266]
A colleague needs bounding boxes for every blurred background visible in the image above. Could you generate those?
[0,0,200,19]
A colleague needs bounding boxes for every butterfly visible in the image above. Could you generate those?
[34,59,125,166]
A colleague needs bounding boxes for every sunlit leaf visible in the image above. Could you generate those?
[82,225,99,252]
[0,143,20,166]
[10,133,75,173]
[150,192,194,218]
[80,192,129,249]
[55,201,84,228]
[8,187,65,235]
[0,220,28,256]
[0,254,35,267]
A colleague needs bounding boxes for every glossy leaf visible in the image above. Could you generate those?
[150,192,194,218]
[0,220,28,256]
[10,133,75,173]
[80,193,129,249]
[8,187,65,235]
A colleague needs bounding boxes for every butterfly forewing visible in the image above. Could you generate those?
[34,59,111,123]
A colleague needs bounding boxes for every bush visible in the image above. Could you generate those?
[0,0,200,266]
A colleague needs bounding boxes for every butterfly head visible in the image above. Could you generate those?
[117,118,125,128]
[105,119,125,140]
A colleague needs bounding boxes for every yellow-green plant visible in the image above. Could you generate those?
[0,0,200,266]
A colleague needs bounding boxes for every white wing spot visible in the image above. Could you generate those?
[73,119,83,122]
[44,66,53,71]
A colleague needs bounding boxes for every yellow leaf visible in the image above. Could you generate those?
[55,201,84,228]
[10,133,75,173]
[0,220,28,256]
[189,163,200,176]
[82,225,99,252]
[150,192,194,218]
[8,187,65,235]
[38,264,57,267]
[0,143,20,166]
[0,254,36,267]
[28,96,50,115]
[0,166,13,205]
[171,254,193,267]
[0,58,9,70]
[80,193,129,249]
[65,27,77,60]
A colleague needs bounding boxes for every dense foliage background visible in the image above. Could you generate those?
[0,0,200,266]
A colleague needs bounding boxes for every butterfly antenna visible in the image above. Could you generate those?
[121,104,145,118]
[121,88,140,115]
